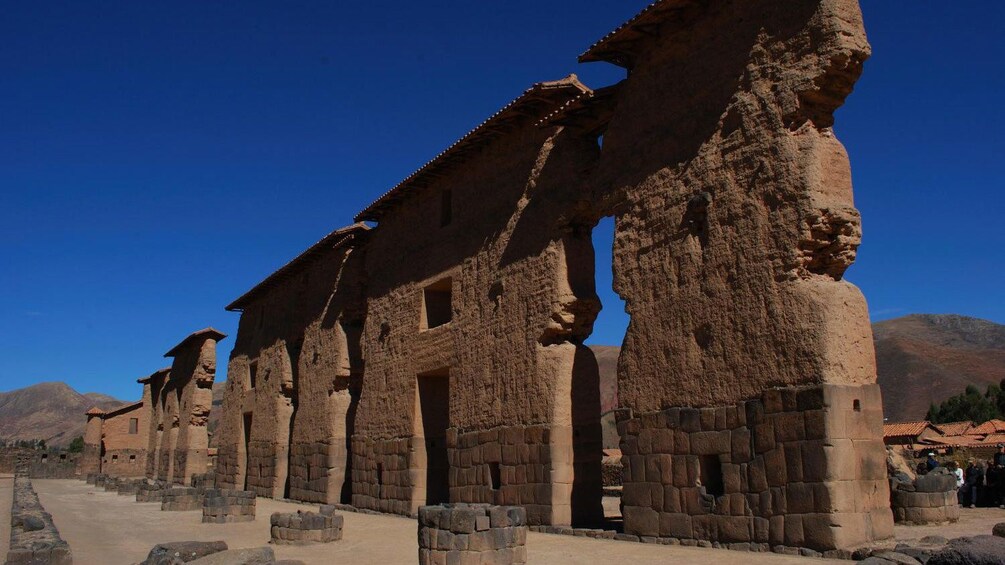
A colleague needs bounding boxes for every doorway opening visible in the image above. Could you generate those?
[581,215,629,527]
[416,367,450,505]
[242,412,253,491]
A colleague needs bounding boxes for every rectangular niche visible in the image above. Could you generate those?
[421,277,453,330]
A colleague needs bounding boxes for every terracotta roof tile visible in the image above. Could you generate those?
[931,421,974,437]
[883,421,931,438]
[972,419,1005,435]
[226,223,369,312]
[355,75,591,223]
[165,327,227,358]
[579,0,698,68]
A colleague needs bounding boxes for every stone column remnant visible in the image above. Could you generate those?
[162,328,226,485]
[418,504,528,565]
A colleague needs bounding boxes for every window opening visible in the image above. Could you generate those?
[440,189,452,227]
[421,278,453,330]
[488,462,501,491]
[129,418,138,434]
[248,361,258,389]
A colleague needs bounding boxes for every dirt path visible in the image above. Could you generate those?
[0,475,13,559]
[35,479,840,565]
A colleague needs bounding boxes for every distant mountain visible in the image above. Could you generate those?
[0,382,128,447]
[874,314,1005,422]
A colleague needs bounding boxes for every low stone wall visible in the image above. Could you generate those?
[270,505,344,545]
[85,473,98,484]
[618,383,891,552]
[190,473,214,489]
[417,504,527,565]
[136,481,169,503]
[93,473,108,487]
[116,478,146,496]
[161,487,205,511]
[103,476,122,492]
[0,448,80,479]
[890,468,960,525]
[202,488,256,523]
[5,477,73,564]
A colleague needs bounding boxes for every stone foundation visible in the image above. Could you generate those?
[448,425,554,526]
[5,477,72,565]
[350,436,415,516]
[288,441,349,504]
[246,440,282,498]
[619,383,892,552]
[418,504,528,565]
[161,487,205,511]
[117,478,146,496]
[103,477,122,492]
[352,424,600,525]
[891,469,959,525]
[86,473,99,485]
[136,481,169,502]
[191,473,214,489]
[202,488,256,523]
[270,505,344,545]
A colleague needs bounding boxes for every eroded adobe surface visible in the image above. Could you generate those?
[216,225,368,503]
[205,0,890,552]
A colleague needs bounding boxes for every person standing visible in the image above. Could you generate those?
[965,458,985,508]
[927,452,940,472]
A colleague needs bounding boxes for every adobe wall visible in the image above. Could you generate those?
[150,330,223,485]
[99,402,148,477]
[352,87,605,525]
[216,236,366,504]
[142,370,170,479]
[174,337,219,484]
[81,411,104,475]
[585,0,891,550]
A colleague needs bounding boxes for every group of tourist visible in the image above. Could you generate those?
[918,445,1005,508]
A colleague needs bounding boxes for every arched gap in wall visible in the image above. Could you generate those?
[583,214,629,526]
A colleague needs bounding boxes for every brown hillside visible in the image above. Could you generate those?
[874,314,1005,422]
[0,382,128,447]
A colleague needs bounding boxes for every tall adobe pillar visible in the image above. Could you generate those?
[138,368,170,479]
[81,407,105,475]
[580,0,893,552]
[163,328,226,485]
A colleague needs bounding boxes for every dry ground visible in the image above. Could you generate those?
[33,480,836,565]
[1,474,13,558]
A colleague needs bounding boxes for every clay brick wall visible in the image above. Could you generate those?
[100,402,148,477]
[216,233,365,504]
[351,82,604,524]
[576,0,892,550]
[148,331,222,485]
[208,0,893,549]
[81,411,104,475]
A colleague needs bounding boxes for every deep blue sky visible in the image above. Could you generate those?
[1,2,1002,400]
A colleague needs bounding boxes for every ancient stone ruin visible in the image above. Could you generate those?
[270,506,344,545]
[417,504,528,565]
[83,0,892,554]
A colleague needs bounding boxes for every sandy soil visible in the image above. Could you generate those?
[34,479,842,565]
[0,475,13,558]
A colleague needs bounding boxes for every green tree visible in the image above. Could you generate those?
[929,383,1005,424]
[67,436,84,453]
